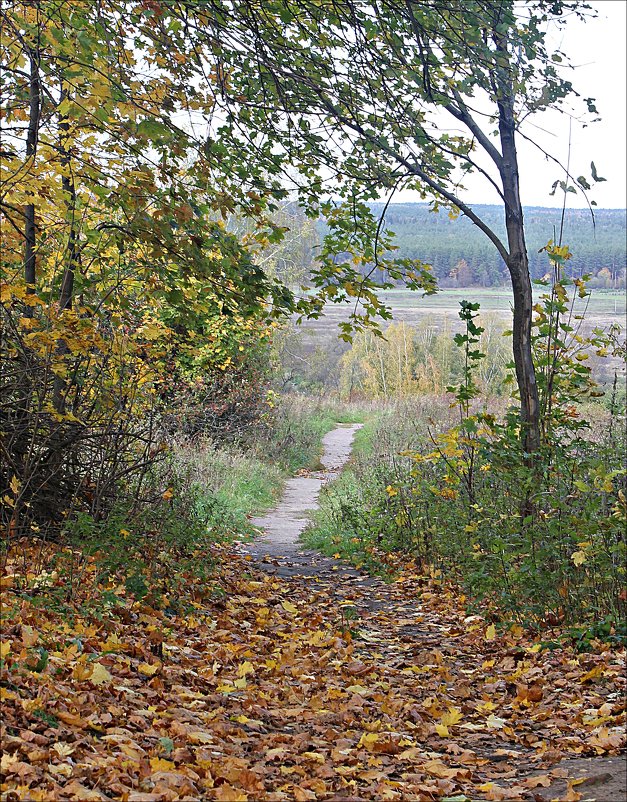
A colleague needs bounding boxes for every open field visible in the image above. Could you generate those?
[297,287,626,339]
[376,287,626,316]
[289,288,626,389]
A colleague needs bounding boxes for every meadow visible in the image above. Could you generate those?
[300,287,626,333]
[286,287,626,395]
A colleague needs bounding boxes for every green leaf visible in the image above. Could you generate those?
[591,161,607,182]
[33,648,49,673]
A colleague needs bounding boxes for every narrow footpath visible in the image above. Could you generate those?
[240,423,626,802]
[245,424,372,582]
[4,425,623,801]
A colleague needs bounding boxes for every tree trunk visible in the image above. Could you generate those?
[53,79,78,414]
[494,26,541,455]
[507,250,540,454]
[24,50,41,313]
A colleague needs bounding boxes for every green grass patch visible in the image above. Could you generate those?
[301,470,394,578]
[254,395,383,472]
[173,439,284,531]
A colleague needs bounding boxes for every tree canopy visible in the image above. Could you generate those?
[1,0,611,537]
[195,0,605,450]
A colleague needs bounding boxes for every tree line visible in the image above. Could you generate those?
[362,204,626,288]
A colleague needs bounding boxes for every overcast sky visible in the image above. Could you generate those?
[396,0,626,210]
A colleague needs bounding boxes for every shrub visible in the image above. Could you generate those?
[306,277,626,629]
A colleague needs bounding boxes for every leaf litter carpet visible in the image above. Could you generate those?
[1,544,626,801]
[1,424,625,800]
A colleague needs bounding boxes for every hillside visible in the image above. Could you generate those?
[339,204,626,287]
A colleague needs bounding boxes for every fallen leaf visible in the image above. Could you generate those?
[138,662,159,676]
[149,757,175,772]
[62,781,106,800]
[563,783,583,802]
[302,751,325,763]
[89,663,113,686]
[237,660,254,677]
[214,784,248,801]
[22,625,39,647]
[485,713,506,730]
[580,665,603,683]
[423,759,459,779]
[52,743,75,758]
[188,731,214,744]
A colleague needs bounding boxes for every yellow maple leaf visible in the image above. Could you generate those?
[138,662,159,676]
[440,706,463,727]
[571,550,587,567]
[302,751,325,763]
[150,757,175,772]
[237,661,254,677]
[281,601,298,614]
[485,623,496,641]
[0,641,11,660]
[89,663,113,686]
[580,665,603,683]
[101,633,126,652]
[435,723,449,737]
[358,732,379,752]
[305,630,327,646]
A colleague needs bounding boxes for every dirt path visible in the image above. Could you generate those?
[242,423,626,802]
[3,430,624,802]
[245,424,374,583]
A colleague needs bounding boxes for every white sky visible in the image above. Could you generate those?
[395,0,626,209]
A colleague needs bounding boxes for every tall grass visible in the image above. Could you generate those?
[302,395,626,632]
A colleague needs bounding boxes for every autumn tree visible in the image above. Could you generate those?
[198,0,604,452]
[4,0,426,536]
[0,0,298,535]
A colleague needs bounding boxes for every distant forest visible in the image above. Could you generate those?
[320,204,626,289]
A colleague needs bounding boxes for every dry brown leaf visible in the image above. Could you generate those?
[214,784,249,801]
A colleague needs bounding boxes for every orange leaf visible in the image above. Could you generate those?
[214,785,248,801]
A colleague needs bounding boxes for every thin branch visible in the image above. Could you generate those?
[445,89,504,169]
